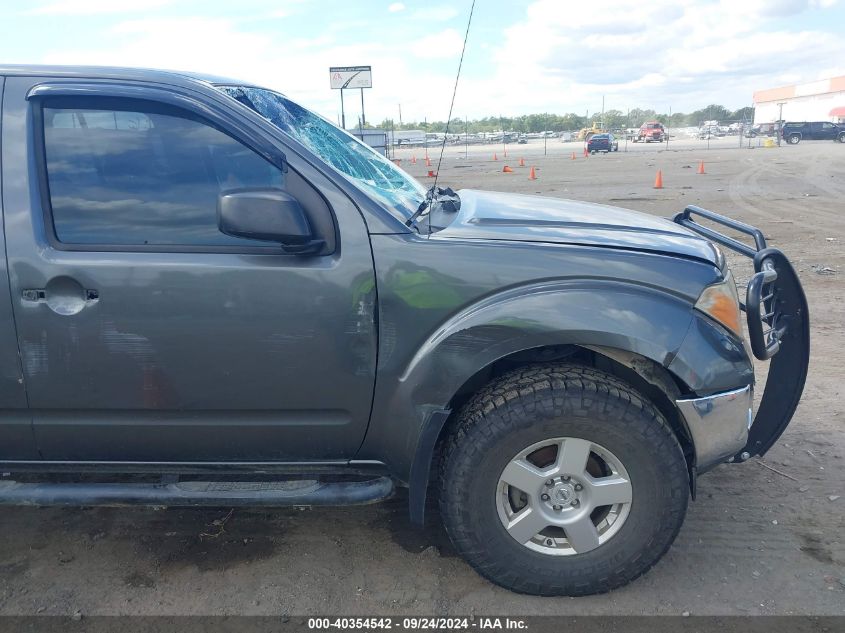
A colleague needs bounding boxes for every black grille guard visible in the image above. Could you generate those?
[673,205,810,460]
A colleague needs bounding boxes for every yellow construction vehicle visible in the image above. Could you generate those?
[576,122,606,142]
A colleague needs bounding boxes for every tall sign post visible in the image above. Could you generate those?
[330,66,372,132]
[777,101,786,146]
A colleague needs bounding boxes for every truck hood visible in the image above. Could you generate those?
[435,189,720,265]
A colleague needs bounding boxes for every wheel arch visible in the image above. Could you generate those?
[408,344,699,525]
[358,279,703,524]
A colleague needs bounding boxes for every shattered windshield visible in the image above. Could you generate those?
[218,86,426,220]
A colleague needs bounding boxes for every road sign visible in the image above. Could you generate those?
[330,66,372,90]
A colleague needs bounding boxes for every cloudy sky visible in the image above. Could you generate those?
[3,0,844,124]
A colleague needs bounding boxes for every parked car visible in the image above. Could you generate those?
[633,121,665,142]
[698,125,726,139]
[0,65,810,597]
[781,121,845,144]
[586,133,619,153]
[745,122,777,138]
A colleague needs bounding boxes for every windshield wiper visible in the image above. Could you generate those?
[405,186,461,228]
[405,185,438,227]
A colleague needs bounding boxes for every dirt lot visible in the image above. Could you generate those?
[0,137,842,616]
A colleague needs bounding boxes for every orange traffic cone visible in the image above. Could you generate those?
[653,170,664,189]
[493,153,498,161]
[571,152,577,160]
[519,157,525,167]
[411,156,417,164]
[697,160,705,174]
[502,165,514,173]
[427,170,436,177]
[425,156,432,167]
[528,166,537,180]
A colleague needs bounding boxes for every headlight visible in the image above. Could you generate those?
[695,270,743,337]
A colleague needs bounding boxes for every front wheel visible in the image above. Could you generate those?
[788,134,801,144]
[838,132,845,143]
[439,364,689,596]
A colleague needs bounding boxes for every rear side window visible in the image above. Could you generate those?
[41,99,285,248]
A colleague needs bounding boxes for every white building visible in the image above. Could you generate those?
[753,76,845,124]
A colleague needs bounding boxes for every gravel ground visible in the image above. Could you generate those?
[0,136,842,616]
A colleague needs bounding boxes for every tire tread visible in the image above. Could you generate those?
[439,363,689,596]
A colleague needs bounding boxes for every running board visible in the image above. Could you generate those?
[0,477,394,507]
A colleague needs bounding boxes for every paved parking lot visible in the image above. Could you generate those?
[1,138,842,616]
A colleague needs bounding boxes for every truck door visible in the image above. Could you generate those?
[819,122,837,140]
[1,76,377,462]
[0,76,38,460]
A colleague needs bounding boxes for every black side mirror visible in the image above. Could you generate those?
[218,188,324,255]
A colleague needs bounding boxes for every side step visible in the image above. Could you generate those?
[0,477,394,507]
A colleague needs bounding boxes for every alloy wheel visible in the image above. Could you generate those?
[496,437,633,556]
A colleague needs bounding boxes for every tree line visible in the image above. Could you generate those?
[370,105,754,133]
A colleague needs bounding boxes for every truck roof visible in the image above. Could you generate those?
[0,64,262,89]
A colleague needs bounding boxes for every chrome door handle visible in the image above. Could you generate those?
[21,278,99,315]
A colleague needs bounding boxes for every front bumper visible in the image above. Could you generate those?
[676,386,753,471]
[673,206,810,463]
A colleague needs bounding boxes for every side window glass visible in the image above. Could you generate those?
[43,99,284,247]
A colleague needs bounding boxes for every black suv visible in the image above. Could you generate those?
[781,121,845,144]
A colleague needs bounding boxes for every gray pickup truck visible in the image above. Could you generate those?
[0,66,809,596]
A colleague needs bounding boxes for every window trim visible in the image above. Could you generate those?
[30,85,334,255]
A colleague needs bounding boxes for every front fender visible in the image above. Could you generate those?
[399,279,692,403]
[360,279,696,487]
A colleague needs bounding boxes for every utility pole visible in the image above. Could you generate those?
[544,113,548,156]
[601,95,605,130]
[398,103,402,127]
[424,117,429,161]
[666,105,671,149]
[777,102,786,146]
[340,88,346,129]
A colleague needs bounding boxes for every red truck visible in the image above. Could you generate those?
[633,121,666,143]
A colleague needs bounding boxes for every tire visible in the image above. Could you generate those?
[838,132,845,143]
[439,364,689,596]
[788,134,801,144]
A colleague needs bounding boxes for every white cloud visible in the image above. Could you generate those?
[411,6,459,21]
[29,0,845,123]
[413,28,464,59]
[25,0,171,15]
[466,0,845,115]
[37,16,443,125]
[388,2,405,13]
